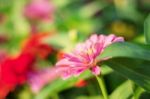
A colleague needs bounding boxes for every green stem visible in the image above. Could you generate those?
[96,75,109,99]
[51,93,59,99]
[130,80,145,99]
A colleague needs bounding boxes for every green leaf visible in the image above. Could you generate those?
[44,33,70,48]
[99,42,150,61]
[144,14,150,44]
[44,33,76,52]
[76,96,103,99]
[104,59,150,92]
[132,86,145,99]
[99,42,150,91]
[110,80,133,99]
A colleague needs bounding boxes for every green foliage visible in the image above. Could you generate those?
[99,42,150,61]
[100,42,150,91]
[110,80,133,99]
[144,14,150,44]
[104,59,150,91]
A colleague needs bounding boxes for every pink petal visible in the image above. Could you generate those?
[89,34,98,43]
[73,67,87,77]
[85,40,93,49]
[113,37,124,42]
[57,65,88,79]
[98,34,106,43]
[92,42,104,58]
[65,54,82,63]
[91,66,101,75]
[56,58,86,68]
[103,34,124,48]
[56,58,69,66]
[27,67,59,93]
[74,43,86,53]
[103,34,116,47]
[61,71,71,80]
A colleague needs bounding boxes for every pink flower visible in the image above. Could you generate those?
[27,67,59,93]
[24,0,54,21]
[56,34,124,79]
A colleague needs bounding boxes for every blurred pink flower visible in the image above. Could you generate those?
[27,67,59,93]
[24,0,55,21]
[56,34,124,79]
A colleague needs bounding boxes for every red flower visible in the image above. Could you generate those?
[0,52,35,99]
[22,33,54,59]
[0,33,54,98]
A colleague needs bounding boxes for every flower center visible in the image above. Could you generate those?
[87,49,93,56]
[89,59,97,68]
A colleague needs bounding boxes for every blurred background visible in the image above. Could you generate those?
[0,0,150,99]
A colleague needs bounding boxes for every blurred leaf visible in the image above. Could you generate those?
[17,87,33,99]
[139,91,150,99]
[44,33,84,52]
[44,33,72,48]
[99,42,150,61]
[144,14,150,44]
[104,59,150,91]
[11,0,30,35]
[114,0,142,22]
[0,0,11,12]
[79,1,107,18]
[132,86,145,99]
[133,35,145,44]
[53,0,71,8]
[110,80,133,99]
[76,96,103,99]
[44,33,74,50]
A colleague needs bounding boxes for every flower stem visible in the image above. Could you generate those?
[52,93,59,99]
[96,75,109,99]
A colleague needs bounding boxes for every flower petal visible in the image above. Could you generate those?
[113,37,124,42]
[89,34,98,43]
[27,67,59,93]
[91,66,101,75]
[73,67,87,77]
[61,71,72,80]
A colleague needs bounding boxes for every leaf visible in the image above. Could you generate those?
[99,42,150,91]
[104,59,150,92]
[76,96,103,99]
[110,80,133,99]
[44,33,76,52]
[144,14,150,44]
[44,33,71,48]
[132,86,145,99]
[99,42,150,61]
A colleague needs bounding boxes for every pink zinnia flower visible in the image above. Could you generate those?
[56,34,124,79]
[24,0,54,21]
